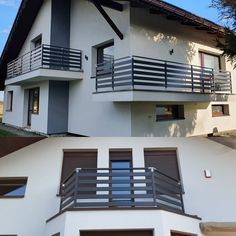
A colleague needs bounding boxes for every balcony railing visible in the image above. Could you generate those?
[7,44,82,79]
[60,168,184,213]
[95,56,232,94]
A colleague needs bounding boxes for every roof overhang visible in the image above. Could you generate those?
[0,0,227,91]
[0,0,44,91]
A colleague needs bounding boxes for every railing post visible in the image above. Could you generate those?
[229,72,233,94]
[179,181,185,213]
[164,62,168,88]
[29,50,32,72]
[73,168,81,208]
[111,59,114,91]
[131,57,134,89]
[41,45,44,68]
[212,69,215,93]
[95,65,98,92]
[191,65,194,92]
[149,167,157,207]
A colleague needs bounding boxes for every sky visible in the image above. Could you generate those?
[0,0,225,101]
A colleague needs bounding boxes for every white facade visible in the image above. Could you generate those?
[2,0,236,136]
[0,137,236,236]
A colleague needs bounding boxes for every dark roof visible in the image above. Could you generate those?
[0,0,44,90]
[0,0,225,90]
[0,137,45,158]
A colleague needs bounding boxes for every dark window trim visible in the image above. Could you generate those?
[156,105,185,122]
[31,34,42,49]
[97,41,114,64]
[6,90,13,112]
[0,177,28,198]
[199,51,221,70]
[212,104,230,117]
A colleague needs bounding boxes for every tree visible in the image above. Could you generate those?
[212,0,236,67]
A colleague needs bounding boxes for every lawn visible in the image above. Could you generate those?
[0,129,17,137]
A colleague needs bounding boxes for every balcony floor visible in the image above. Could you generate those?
[5,68,83,86]
[93,89,233,103]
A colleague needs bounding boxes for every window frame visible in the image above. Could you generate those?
[199,51,221,70]
[156,105,185,122]
[6,90,13,112]
[0,177,28,199]
[31,34,42,49]
[212,104,230,117]
[97,41,114,64]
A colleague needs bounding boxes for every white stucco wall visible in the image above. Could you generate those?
[3,81,49,133]
[68,0,132,136]
[0,138,236,236]
[45,210,202,236]
[18,0,51,56]
[3,85,25,127]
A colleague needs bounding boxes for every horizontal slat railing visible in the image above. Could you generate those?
[95,56,232,94]
[60,168,184,213]
[7,44,82,79]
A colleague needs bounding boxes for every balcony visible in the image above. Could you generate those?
[5,44,83,85]
[60,168,184,213]
[93,56,232,102]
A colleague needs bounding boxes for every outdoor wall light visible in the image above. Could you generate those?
[169,49,174,55]
[204,169,212,178]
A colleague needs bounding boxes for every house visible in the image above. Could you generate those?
[0,0,236,136]
[0,137,236,236]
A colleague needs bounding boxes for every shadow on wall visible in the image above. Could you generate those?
[134,28,196,64]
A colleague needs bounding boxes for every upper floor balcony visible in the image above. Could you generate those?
[5,44,83,85]
[60,167,184,213]
[93,56,233,102]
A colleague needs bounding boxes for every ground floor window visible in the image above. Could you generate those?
[0,177,27,198]
[156,105,185,121]
[6,90,13,111]
[212,104,229,117]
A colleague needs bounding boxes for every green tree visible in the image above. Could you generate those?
[212,0,236,67]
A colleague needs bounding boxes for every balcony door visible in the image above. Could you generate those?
[109,151,132,205]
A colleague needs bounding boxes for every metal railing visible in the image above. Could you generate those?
[95,56,232,94]
[7,44,82,79]
[60,168,184,213]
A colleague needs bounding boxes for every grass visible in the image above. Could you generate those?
[0,129,17,137]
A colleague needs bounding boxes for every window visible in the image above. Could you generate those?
[156,105,184,121]
[212,104,230,117]
[29,88,40,114]
[110,151,132,202]
[97,42,114,64]
[0,177,27,198]
[6,91,13,111]
[199,51,221,71]
[31,35,42,49]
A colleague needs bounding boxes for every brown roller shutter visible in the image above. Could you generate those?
[61,151,97,183]
[144,150,180,180]
[81,230,153,236]
[109,150,132,161]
